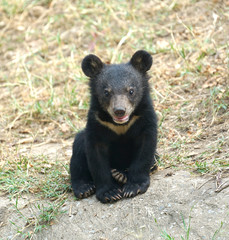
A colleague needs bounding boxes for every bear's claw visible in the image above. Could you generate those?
[97,187,123,203]
[111,169,127,184]
[123,181,149,198]
[73,183,96,199]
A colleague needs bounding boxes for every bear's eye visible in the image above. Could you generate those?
[104,89,110,97]
[129,88,134,95]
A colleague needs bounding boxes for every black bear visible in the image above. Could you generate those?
[70,50,158,203]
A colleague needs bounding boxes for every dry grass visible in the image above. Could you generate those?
[0,0,229,235]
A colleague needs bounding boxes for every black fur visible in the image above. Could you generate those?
[70,50,157,203]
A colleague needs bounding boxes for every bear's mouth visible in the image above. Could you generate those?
[112,115,129,124]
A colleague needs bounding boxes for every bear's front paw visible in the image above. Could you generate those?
[123,179,150,198]
[111,169,127,184]
[96,186,123,203]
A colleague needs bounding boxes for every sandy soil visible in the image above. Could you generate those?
[1,169,228,240]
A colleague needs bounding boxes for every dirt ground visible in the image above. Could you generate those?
[0,143,229,240]
[1,171,229,240]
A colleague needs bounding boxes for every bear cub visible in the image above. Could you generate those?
[70,50,158,203]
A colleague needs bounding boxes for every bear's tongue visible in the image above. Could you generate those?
[113,115,129,124]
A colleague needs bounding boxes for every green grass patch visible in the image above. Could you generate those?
[0,154,70,199]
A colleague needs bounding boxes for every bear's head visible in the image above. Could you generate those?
[81,50,152,124]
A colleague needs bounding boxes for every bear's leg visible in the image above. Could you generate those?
[123,133,157,198]
[111,154,158,184]
[86,143,122,203]
[70,131,95,199]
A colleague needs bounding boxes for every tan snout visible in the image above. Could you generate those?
[108,95,133,124]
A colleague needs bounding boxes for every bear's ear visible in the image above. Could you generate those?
[81,54,104,78]
[130,50,153,73]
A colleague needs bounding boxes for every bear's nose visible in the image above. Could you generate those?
[114,108,126,117]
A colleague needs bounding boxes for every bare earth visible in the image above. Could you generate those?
[1,165,229,239]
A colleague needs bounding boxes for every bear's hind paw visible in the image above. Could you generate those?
[72,182,95,199]
[123,181,149,198]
